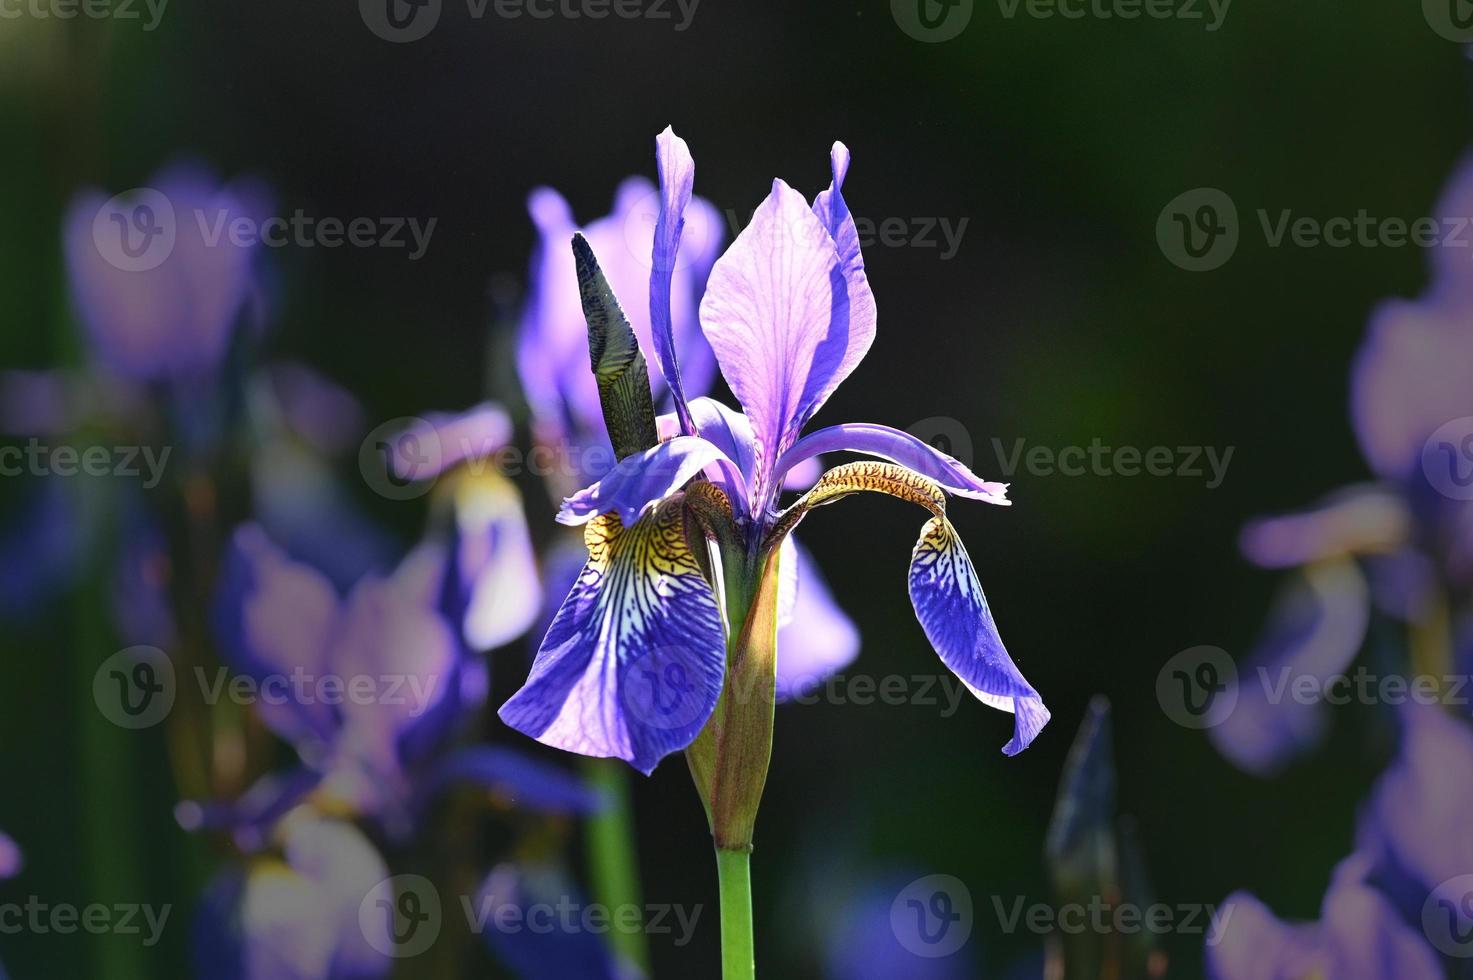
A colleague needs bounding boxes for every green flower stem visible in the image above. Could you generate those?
[582,757,650,974]
[716,846,755,980]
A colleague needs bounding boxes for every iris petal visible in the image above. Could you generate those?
[652,127,700,432]
[699,177,875,504]
[499,502,727,775]
[776,422,1010,504]
[909,515,1049,755]
[557,435,743,526]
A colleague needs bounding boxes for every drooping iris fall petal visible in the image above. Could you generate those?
[499,502,727,775]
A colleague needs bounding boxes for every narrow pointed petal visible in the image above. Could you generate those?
[557,435,741,526]
[499,503,727,775]
[777,422,1010,504]
[775,541,860,701]
[811,142,870,296]
[651,127,700,433]
[909,516,1049,754]
[1208,560,1369,776]
[700,177,876,502]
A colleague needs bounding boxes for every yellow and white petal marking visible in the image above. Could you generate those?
[498,498,726,775]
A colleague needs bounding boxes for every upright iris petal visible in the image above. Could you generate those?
[499,500,728,774]
[652,126,701,434]
[699,177,876,506]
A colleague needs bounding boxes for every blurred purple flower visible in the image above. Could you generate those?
[207,523,592,839]
[1208,867,1441,980]
[64,162,271,381]
[517,155,723,454]
[0,832,20,880]
[193,813,392,980]
[1208,559,1369,776]
[500,130,1042,775]
[1218,151,1473,774]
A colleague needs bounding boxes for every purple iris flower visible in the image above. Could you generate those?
[1211,151,1473,774]
[206,523,597,842]
[193,813,393,980]
[63,162,271,382]
[499,129,1045,775]
[473,862,627,980]
[517,156,724,455]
